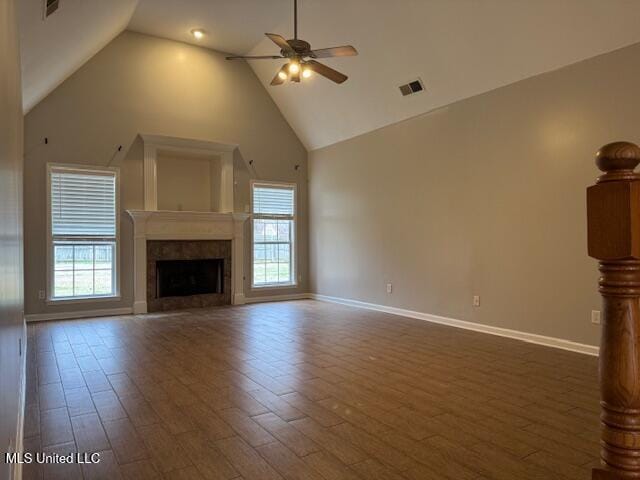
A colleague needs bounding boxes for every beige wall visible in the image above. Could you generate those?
[24,31,308,316]
[310,42,640,347]
[156,153,218,212]
[0,0,25,476]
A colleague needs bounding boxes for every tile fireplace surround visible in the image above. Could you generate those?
[146,239,231,312]
[127,210,250,313]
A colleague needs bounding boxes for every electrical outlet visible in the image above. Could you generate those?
[473,295,481,307]
[386,283,393,294]
[591,310,601,325]
[38,290,45,300]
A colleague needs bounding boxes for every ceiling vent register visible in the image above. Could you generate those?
[399,79,425,96]
[44,0,60,19]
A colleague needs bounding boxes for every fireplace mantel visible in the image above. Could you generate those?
[127,209,250,313]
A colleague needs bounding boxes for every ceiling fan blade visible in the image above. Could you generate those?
[270,64,289,86]
[310,46,358,58]
[226,55,284,60]
[306,60,348,84]
[265,33,294,53]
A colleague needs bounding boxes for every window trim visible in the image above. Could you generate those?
[46,163,121,303]
[250,180,298,289]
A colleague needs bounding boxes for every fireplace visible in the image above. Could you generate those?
[127,209,249,313]
[156,258,224,298]
[146,239,232,312]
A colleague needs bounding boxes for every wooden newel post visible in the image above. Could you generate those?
[588,141,640,480]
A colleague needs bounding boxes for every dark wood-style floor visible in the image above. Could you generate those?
[23,300,600,480]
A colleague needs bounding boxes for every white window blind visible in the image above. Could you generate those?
[253,186,295,216]
[252,183,296,287]
[51,170,116,238]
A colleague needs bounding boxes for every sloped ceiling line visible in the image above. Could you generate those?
[20,0,140,112]
[19,0,640,150]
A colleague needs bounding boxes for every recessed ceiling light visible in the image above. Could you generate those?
[191,29,205,40]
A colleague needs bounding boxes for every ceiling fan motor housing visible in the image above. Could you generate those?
[285,39,312,57]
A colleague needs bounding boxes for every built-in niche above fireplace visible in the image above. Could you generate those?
[141,134,236,213]
[146,240,231,312]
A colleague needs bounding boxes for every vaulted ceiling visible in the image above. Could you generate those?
[127,0,289,57]
[19,0,138,112]
[19,0,640,150]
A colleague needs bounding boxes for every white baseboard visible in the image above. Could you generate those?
[25,307,133,323]
[244,293,311,304]
[23,293,599,356]
[310,293,599,357]
[13,320,27,480]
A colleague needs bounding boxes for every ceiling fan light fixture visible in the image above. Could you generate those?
[191,29,205,40]
[225,0,357,86]
[288,61,300,74]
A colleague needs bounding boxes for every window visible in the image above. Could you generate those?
[48,165,119,301]
[252,182,296,287]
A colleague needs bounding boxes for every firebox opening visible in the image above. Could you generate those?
[156,258,224,298]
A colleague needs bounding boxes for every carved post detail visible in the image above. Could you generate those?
[588,142,640,480]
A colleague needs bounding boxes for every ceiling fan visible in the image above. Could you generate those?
[225,0,358,85]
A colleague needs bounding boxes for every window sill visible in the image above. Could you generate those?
[251,283,298,290]
[46,295,121,305]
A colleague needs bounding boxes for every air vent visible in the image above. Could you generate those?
[399,79,425,97]
[43,0,60,19]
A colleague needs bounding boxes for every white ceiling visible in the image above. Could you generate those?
[19,0,138,112]
[18,0,288,112]
[127,0,289,56]
[248,0,640,150]
[19,0,640,150]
